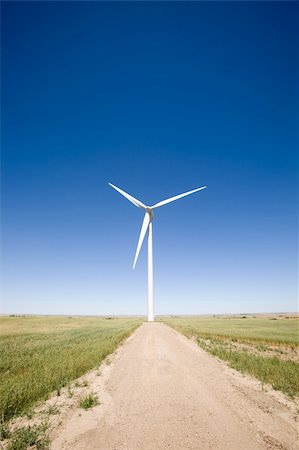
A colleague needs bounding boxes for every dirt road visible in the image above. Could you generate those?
[50,322,298,450]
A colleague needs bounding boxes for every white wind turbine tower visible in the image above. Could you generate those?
[109,183,207,322]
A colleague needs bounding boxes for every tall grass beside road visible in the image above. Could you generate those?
[0,316,142,422]
[162,315,299,398]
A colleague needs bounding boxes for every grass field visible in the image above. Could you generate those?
[0,316,143,424]
[162,315,299,398]
[1,313,298,443]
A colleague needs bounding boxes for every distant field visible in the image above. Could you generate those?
[161,315,298,345]
[162,315,299,397]
[0,316,143,422]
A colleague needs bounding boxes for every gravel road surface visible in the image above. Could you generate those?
[50,322,298,450]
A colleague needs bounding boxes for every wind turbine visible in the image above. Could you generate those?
[109,183,207,322]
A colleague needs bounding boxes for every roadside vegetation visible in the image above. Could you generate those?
[79,393,99,410]
[5,422,49,450]
[0,316,142,424]
[162,315,299,398]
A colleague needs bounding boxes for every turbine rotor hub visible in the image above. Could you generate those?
[146,207,154,220]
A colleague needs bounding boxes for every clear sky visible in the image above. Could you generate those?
[1,1,297,316]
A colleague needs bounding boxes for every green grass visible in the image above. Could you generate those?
[162,315,299,398]
[161,315,298,345]
[197,336,299,397]
[7,422,49,450]
[43,404,59,416]
[0,419,11,440]
[0,316,142,423]
[79,393,99,409]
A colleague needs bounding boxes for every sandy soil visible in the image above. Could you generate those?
[50,322,298,450]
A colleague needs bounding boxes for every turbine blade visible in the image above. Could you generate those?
[133,212,150,269]
[151,186,207,209]
[109,183,146,209]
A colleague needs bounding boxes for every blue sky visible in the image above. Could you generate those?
[1,1,297,315]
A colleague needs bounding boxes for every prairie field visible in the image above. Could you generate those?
[0,315,142,423]
[162,315,299,397]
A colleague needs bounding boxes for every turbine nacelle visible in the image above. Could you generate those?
[146,207,154,221]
